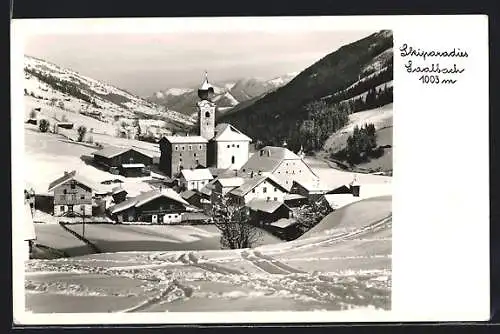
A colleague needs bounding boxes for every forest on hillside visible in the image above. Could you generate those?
[218,30,394,153]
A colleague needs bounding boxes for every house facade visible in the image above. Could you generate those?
[179,168,213,191]
[159,136,208,178]
[108,189,189,224]
[48,171,94,217]
[239,146,319,188]
[228,174,289,206]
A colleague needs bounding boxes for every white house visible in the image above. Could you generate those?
[210,123,252,170]
[228,173,290,205]
[179,168,214,191]
[239,146,319,188]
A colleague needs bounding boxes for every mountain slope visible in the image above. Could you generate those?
[148,73,298,117]
[218,30,393,152]
[23,55,194,128]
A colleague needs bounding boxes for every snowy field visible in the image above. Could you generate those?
[322,103,393,154]
[25,197,392,313]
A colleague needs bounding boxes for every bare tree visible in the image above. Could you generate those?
[212,195,262,249]
[292,198,333,233]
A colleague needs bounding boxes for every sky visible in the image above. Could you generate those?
[25,31,373,97]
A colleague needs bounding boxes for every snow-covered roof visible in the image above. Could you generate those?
[180,168,213,182]
[92,146,130,159]
[109,188,189,214]
[121,163,145,168]
[284,193,306,201]
[214,177,245,188]
[270,218,298,229]
[229,174,289,197]
[163,136,208,144]
[246,199,286,214]
[47,171,99,193]
[323,194,360,210]
[213,123,252,142]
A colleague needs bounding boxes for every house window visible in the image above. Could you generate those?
[81,195,85,200]
[194,152,197,157]
[231,156,235,164]
[60,206,64,211]
[205,111,210,118]
[274,197,277,201]
[263,187,267,193]
[199,145,203,150]
[63,189,67,194]
[71,183,76,189]
[274,188,277,192]
[267,197,270,201]
[188,145,192,151]
[227,145,230,148]
[232,144,235,147]
[180,152,182,156]
[80,205,85,212]
[175,145,179,151]
[180,158,183,162]
[237,145,240,148]
[195,159,199,165]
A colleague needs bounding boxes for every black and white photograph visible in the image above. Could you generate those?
[18,23,393,314]
[11,15,489,324]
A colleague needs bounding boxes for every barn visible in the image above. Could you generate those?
[92,146,154,176]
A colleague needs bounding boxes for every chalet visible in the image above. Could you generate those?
[179,168,213,191]
[92,146,154,176]
[238,146,319,188]
[246,199,292,225]
[268,218,301,241]
[108,188,190,224]
[159,136,208,178]
[210,176,245,208]
[47,171,95,217]
[228,173,290,206]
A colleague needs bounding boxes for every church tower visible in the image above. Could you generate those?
[197,71,216,140]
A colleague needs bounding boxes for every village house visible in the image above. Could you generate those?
[92,145,154,176]
[210,177,245,208]
[179,168,213,191]
[107,188,190,224]
[159,136,208,178]
[228,172,290,206]
[238,146,320,188]
[246,199,292,225]
[290,179,336,203]
[47,171,95,217]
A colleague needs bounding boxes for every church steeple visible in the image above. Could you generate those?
[198,70,215,101]
[197,71,216,140]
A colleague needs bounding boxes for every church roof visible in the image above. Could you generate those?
[213,123,252,142]
[163,136,208,144]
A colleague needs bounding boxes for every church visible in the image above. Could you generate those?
[159,73,252,178]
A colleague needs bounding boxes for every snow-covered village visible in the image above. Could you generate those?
[19,28,393,314]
